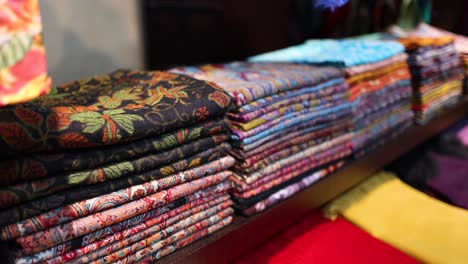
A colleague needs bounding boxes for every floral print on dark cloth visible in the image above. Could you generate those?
[15,187,231,263]
[0,119,229,186]
[15,171,232,255]
[17,195,231,264]
[0,0,51,106]
[0,144,230,228]
[0,69,232,156]
[0,135,230,209]
[1,156,235,240]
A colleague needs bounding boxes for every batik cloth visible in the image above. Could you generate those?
[17,195,231,264]
[0,70,232,156]
[239,161,346,216]
[0,119,229,186]
[232,133,352,184]
[138,215,233,263]
[14,171,232,255]
[15,185,231,262]
[236,212,418,264]
[45,200,233,264]
[0,143,230,226]
[170,62,343,106]
[1,156,235,239]
[324,172,468,264]
[90,207,233,264]
[0,0,51,106]
[232,143,351,198]
[249,39,405,67]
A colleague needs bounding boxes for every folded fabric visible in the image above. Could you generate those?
[0,70,232,156]
[236,212,418,264]
[398,36,454,51]
[324,171,468,264]
[93,207,233,264]
[239,161,346,216]
[0,136,231,208]
[17,186,231,262]
[14,170,232,254]
[0,119,229,186]
[0,143,230,226]
[249,39,404,67]
[0,0,51,106]
[66,203,233,264]
[18,195,231,264]
[1,156,235,239]
[170,62,343,106]
[138,215,233,263]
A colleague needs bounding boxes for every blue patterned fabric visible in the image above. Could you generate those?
[249,39,405,67]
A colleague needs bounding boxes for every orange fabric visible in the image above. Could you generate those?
[398,36,454,50]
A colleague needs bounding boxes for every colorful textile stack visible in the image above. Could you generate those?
[397,37,464,124]
[171,63,354,215]
[0,70,234,263]
[390,23,468,92]
[250,39,414,156]
[324,171,468,264]
[0,0,51,106]
[236,211,418,264]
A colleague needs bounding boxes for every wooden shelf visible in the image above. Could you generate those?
[160,98,468,264]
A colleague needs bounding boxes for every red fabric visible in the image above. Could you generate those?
[236,211,419,264]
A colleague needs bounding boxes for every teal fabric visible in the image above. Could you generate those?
[249,39,404,67]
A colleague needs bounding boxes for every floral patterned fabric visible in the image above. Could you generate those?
[39,198,233,264]
[239,162,345,216]
[15,171,232,255]
[1,156,235,240]
[0,0,51,106]
[15,185,231,262]
[0,119,229,186]
[0,70,232,156]
[0,143,230,226]
[0,137,230,209]
[139,215,233,263]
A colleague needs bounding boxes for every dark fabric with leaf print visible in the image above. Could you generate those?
[0,144,230,226]
[0,119,229,186]
[0,133,230,209]
[0,70,232,157]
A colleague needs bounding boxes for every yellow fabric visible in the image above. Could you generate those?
[324,172,468,264]
[398,36,454,50]
[347,62,408,84]
[414,80,463,105]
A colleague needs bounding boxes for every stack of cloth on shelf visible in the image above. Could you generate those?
[396,37,464,124]
[390,23,468,92]
[236,211,418,264]
[324,171,468,264]
[250,39,414,157]
[171,63,354,216]
[0,70,235,263]
[0,0,51,106]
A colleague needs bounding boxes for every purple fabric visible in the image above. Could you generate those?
[427,153,468,209]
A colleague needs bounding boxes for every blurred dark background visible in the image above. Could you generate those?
[141,0,468,70]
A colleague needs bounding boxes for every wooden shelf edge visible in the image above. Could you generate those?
[160,98,468,264]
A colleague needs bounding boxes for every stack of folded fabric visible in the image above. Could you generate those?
[250,39,414,157]
[0,70,235,263]
[397,37,465,124]
[390,23,468,92]
[0,0,51,106]
[171,63,354,216]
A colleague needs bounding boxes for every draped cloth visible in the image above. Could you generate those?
[324,172,468,264]
[236,211,418,264]
[0,0,51,106]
